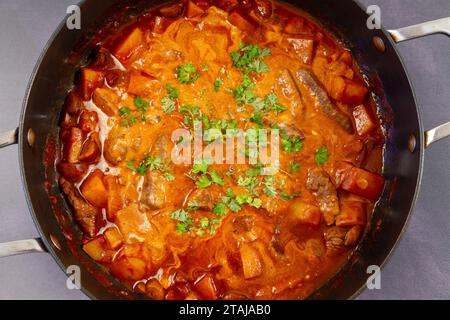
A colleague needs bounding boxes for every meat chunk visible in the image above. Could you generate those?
[288,38,314,65]
[60,177,99,237]
[78,132,100,164]
[104,128,128,166]
[57,163,89,182]
[278,69,305,119]
[187,188,214,211]
[324,227,346,251]
[324,226,362,251]
[140,171,167,210]
[151,134,171,159]
[306,169,339,225]
[294,69,353,133]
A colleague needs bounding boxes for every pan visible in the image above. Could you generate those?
[0,0,449,299]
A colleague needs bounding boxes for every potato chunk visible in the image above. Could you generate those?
[80,170,108,208]
[240,242,263,279]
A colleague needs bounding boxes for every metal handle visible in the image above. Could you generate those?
[0,239,47,257]
[388,17,450,43]
[388,17,450,148]
[0,128,18,149]
[0,128,47,257]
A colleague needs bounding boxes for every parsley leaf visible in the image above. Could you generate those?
[161,96,176,113]
[230,43,271,75]
[315,146,330,165]
[212,203,227,216]
[134,96,149,112]
[177,63,199,84]
[263,176,277,197]
[282,136,303,154]
[166,84,179,99]
[196,175,212,188]
[213,77,223,93]
[289,162,301,173]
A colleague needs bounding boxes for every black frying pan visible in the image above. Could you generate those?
[0,0,449,299]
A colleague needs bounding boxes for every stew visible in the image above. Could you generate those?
[57,0,385,299]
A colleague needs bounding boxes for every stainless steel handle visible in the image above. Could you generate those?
[0,239,47,257]
[388,17,450,43]
[0,128,18,148]
[0,128,47,257]
[388,17,450,148]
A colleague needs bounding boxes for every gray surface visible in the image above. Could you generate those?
[0,0,449,300]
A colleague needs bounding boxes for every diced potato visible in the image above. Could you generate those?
[288,38,315,65]
[186,0,204,18]
[289,200,321,227]
[336,201,366,227]
[240,242,263,279]
[78,132,100,163]
[57,163,89,182]
[113,27,145,64]
[78,110,99,132]
[103,175,124,221]
[80,170,108,208]
[353,104,376,136]
[92,87,120,116]
[228,10,257,34]
[79,68,104,100]
[104,227,124,250]
[341,79,368,106]
[65,127,84,164]
[340,166,384,201]
[110,255,147,281]
[194,273,218,300]
[127,72,159,97]
[83,236,107,261]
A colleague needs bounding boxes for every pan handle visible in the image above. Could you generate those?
[388,17,450,42]
[0,239,47,257]
[388,17,450,148]
[0,128,47,257]
[0,128,18,148]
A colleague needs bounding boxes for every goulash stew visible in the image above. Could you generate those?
[57,0,385,299]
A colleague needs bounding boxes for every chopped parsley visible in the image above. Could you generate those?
[161,96,176,113]
[177,63,199,84]
[126,154,174,181]
[281,136,303,154]
[134,96,149,112]
[165,84,179,99]
[230,43,271,75]
[213,77,223,93]
[118,106,145,127]
[170,209,193,234]
[192,160,224,188]
[289,162,301,173]
[263,176,277,197]
[315,146,330,165]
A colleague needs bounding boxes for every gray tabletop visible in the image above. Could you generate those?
[0,0,449,300]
